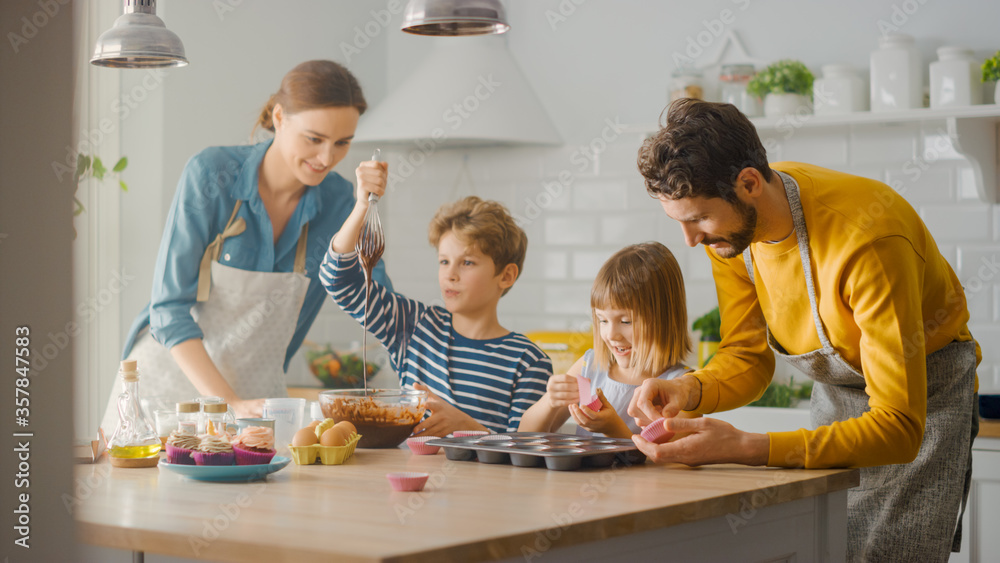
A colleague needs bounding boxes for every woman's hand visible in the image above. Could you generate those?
[231,398,265,419]
[545,373,581,409]
[568,390,630,438]
[632,417,770,466]
[411,383,486,437]
[627,375,701,427]
[354,159,388,206]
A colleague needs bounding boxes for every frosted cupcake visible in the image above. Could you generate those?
[192,434,235,466]
[231,426,276,465]
[165,430,200,465]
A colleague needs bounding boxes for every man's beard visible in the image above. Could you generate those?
[704,198,757,259]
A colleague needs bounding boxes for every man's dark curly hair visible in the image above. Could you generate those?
[637,99,772,203]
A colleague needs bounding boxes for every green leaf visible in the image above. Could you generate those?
[112,156,128,172]
[119,180,128,192]
[73,197,86,216]
[92,157,106,180]
[75,154,90,183]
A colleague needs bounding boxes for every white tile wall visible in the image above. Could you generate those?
[306,122,998,379]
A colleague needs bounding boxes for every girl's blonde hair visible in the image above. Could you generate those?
[590,242,691,375]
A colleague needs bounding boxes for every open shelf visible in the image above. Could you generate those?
[630,104,1000,203]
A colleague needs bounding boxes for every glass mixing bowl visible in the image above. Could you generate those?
[318,388,427,448]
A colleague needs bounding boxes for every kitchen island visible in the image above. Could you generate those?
[74,447,858,562]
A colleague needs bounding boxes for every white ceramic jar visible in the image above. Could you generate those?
[813,64,867,115]
[870,33,923,111]
[719,64,762,117]
[930,46,982,108]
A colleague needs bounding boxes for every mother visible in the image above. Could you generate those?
[102,60,391,428]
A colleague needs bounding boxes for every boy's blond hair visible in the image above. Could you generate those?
[590,242,691,375]
[428,196,527,296]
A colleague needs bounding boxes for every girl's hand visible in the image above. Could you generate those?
[631,417,769,466]
[545,373,581,409]
[354,160,388,206]
[411,383,486,437]
[568,390,630,438]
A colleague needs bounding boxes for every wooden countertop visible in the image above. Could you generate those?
[75,447,858,562]
[980,418,1000,439]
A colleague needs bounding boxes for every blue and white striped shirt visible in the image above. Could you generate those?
[320,249,552,432]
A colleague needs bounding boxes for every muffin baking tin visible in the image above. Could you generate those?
[425,432,645,471]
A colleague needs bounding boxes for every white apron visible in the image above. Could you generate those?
[742,171,977,562]
[102,201,311,431]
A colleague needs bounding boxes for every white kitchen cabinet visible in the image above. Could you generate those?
[951,435,1000,563]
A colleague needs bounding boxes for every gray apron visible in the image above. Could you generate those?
[742,171,978,562]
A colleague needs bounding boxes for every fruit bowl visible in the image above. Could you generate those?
[304,344,381,389]
[319,389,427,448]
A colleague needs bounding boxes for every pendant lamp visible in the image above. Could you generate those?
[401,0,509,36]
[91,0,187,68]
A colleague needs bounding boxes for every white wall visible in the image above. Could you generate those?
[109,0,1000,406]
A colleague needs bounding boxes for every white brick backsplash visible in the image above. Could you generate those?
[545,216,597,245]
[849,123,918,166]
[842,167,886,183]
[541,251,568,280]
[572,250,615,280]
[500,281,546,316]
[780,129,849,167]
[956,246,1000,282]
[594,134,645,176]
[601,214,657,245]
[919,126,964,161]
[971,326,1000,363]
[995,284,1000,323]
[936,244,957,272]
[657,218,688,249]
[920,204,991,241]
[544,284,593,315]
[995,206,1000,241]
[573,179,628,211]
[956,166,980,201]
[886,164,954,204]
[684,245,714,281]
[965,281,993,323]
[987,366,1000,394]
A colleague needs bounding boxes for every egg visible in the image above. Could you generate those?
[320,426,349,447]
[333,420,356,437]
[292,427,319,447]
[307,420,321,429]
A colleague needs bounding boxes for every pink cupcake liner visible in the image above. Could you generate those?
[406,436,441,455]
[191,451,236,466]
[232,444,276,465]
[452,430,489,438]
[582,395,603,412]
[386,472,429,492]
[640,418,674,444]
[165,443,196,465]
[576,375,592,405]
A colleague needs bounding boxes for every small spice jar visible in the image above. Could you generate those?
[719,64,761,117]
[202,402,232,436]
[175,401,200,434]
[813,64,867,115]
[669,67,705,103]
[930,46,982,108]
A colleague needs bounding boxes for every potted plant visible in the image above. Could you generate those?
[746,59,815,118]
[692,306,721,368]
[981,50,1000,104]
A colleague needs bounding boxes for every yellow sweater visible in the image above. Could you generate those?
[695,162,980,468]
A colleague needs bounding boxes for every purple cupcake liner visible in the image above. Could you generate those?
[233,444,276,466]
[640,417,674,444]
[165,443,196,465]
[192,450,236,466]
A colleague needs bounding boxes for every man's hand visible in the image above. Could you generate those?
[632,417,769,466]
[627,375,701,427]
[545,373,581,409]
[411,383,486,436]
[568,390,630,438]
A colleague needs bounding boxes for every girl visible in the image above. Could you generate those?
[519,242,693,438]
[102,60,391,430]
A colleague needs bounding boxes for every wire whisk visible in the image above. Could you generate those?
[356,149,386,395]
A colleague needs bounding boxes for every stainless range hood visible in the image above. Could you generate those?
[354,36,561,147]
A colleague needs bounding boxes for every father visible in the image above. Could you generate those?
[629,99,979,562]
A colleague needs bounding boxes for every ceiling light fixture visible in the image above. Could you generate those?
[401,0,509,37]
[91,0,187,68]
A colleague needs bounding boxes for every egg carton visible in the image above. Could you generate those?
[287,433,361,465]
[425,432,646,471]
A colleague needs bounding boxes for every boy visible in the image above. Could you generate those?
[320,189,552,435]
